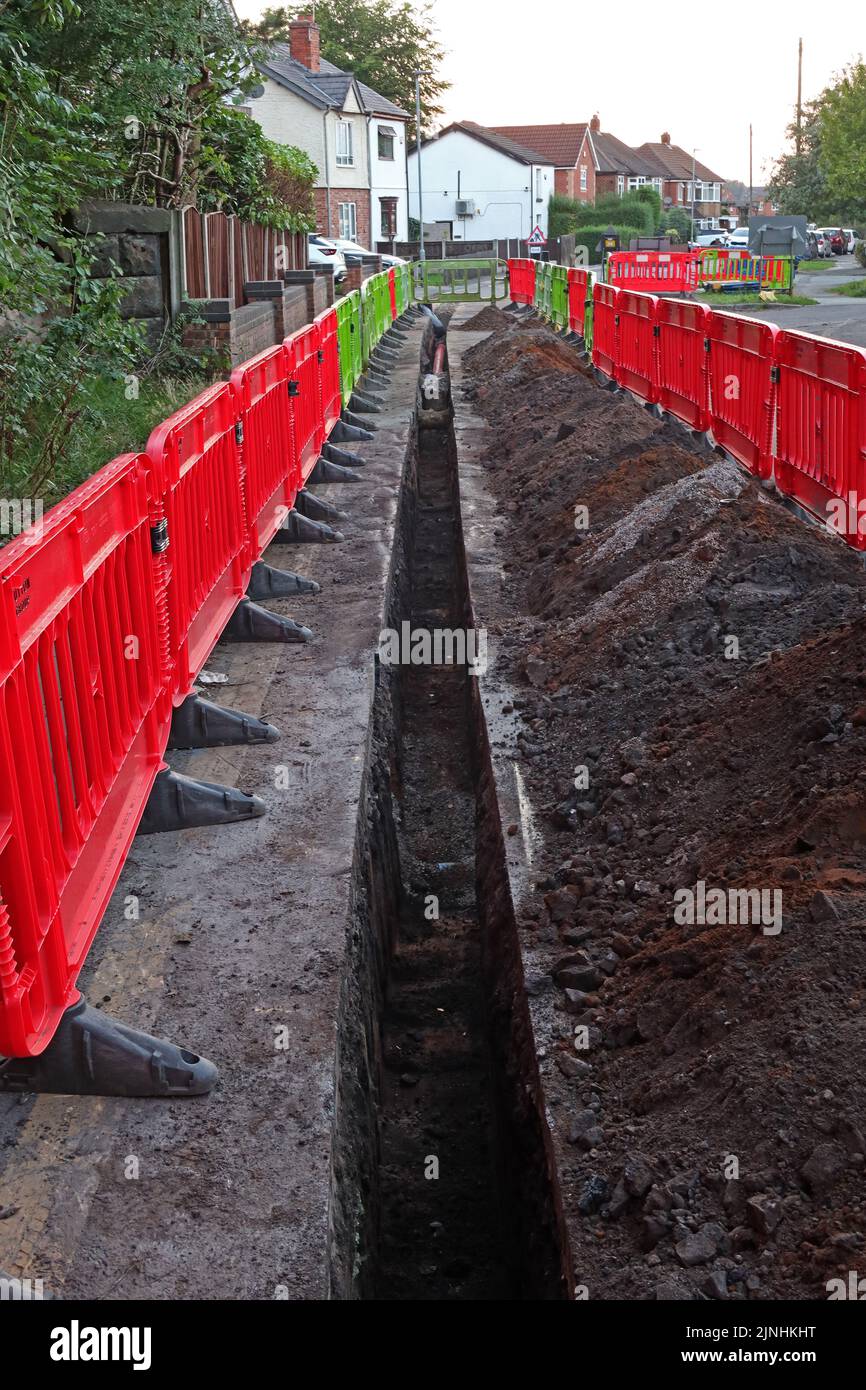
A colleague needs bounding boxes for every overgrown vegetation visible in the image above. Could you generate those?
[829,278,866,297]
[0,0,316,509]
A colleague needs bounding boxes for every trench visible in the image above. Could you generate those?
[328,327,571,1301]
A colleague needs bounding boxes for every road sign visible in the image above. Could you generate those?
[527,226,547,247]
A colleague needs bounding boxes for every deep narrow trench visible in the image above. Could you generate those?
[371,427,513,1300]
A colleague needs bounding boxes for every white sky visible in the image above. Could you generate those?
[232,1,862,183]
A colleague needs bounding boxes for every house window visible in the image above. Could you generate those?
[377,125,395,160]
[617,175,625,195]
[580,165,587,192]
[338,202,357,240]
[535,168,543,201]
[336,120,354,167]
[380,196,398,238]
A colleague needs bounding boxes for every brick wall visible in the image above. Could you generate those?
[182,299,278,369]
[314,188,372,246]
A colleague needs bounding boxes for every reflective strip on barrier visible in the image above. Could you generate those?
[285,323,324,484]
[773,331,866,547]
[0,455,167,1056]
[147,384,248,702]
[592,282,619,377]
[316,307,342,437]
[230,345,297,558]
[655,299,711,432]
[615,290,658,403]
[706,313,777,478]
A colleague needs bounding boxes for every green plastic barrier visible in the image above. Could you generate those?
[361,278,378,365]
[583,281,594,353]
[550,263,569,330]
[410,258,507,304]
[374,271,391,338]
[335,290,363,401]
[534,261,553,319]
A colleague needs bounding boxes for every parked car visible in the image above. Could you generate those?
[725,227,751,251]
[694,231,728,248]
[813,229,837,258]
[828,228,847,255]
[307,234,347,282]
[333,238,406,270]
[842,228,857,253]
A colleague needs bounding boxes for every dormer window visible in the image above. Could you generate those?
[377,125,396,160]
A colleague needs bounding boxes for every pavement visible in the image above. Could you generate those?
[761,253,866,346]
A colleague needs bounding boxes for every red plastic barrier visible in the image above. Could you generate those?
[607,250,699,294]
[773,331,866,548]
[592,282,619,378]
[146,384,248,703]
[285,323,324,485]
[315,308,342,439]
[508,258,536,306]
[615,290,658,403]
[568,268,592,335]
[655,299,711,432]
[706,313,777,479]
[0,456,168,1056]
[230,345,297,561]
[388,267,397,320]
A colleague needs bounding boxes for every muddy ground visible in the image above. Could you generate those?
[458,308,866,1301]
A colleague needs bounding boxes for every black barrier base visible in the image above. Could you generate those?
[0,999,218,1097]
[371,346,399,367]
[274,509,344,544]
[308,456,361,484]
[342,409,378,433]
[168,694,279,751]
[294,489,348,525]
[323,441,365,469]
[349,390,383,414]
[224,597,313,644]
[363,363,390,385]
[330,418,374,443]
[247,560,320,599]
[138,768,266,834]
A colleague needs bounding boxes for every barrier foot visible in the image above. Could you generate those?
[349,390,383,414]
[342,409,377,433]
[308,455,362,484]
[323,441,366,469]
[372,345,400,365]
[139,767,266,834]
[224,597,314,644]
[330,418,374,443]
[247,560,320,599]
[294,489,348,525]
[385,326,409,343]
[169,694,280,751]
[0,999,218,1098]
[275,509,345,544]
[363,365,390,386]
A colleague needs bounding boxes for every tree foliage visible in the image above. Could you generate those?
[249,0,448,134]
[768,61,866,224]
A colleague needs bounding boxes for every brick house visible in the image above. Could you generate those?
[489,123,594,203]
[246,14,410,247]
[635,134,725,223]
[587,116,666,199]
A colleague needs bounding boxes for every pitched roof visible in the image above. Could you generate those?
[489,123,588,167]
[591,131,658,177]
[637,142,723,183]
[258,45,409,119]
[423,121,553,165]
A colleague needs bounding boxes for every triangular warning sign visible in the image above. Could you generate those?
[527,226,547,246]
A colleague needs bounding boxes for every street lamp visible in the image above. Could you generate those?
[691,148,699,242]
[414,70,431,262]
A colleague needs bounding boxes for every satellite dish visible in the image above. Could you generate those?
[249,84,265,99]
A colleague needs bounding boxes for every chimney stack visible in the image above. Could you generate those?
[661,131,671,145]
[290,13,321,72]
[590,113,601,133]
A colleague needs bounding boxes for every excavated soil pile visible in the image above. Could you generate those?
[461,309,866,1302]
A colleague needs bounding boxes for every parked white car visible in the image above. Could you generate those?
[333,238,406,269]
[307,235,347,282]
[843,228,857,253]
[725,227,750,251]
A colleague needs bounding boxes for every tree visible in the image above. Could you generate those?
[768,61,866,223]
[249,1,448,134]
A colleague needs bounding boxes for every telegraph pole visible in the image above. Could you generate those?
[748,124,753,217]
[796,38,803,155]
[415,72,426,262]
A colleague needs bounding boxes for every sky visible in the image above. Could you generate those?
[232,1,862,184]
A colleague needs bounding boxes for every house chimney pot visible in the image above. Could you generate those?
[290,14,321,72]
[590,113,601,133]
[661,131,671,145]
